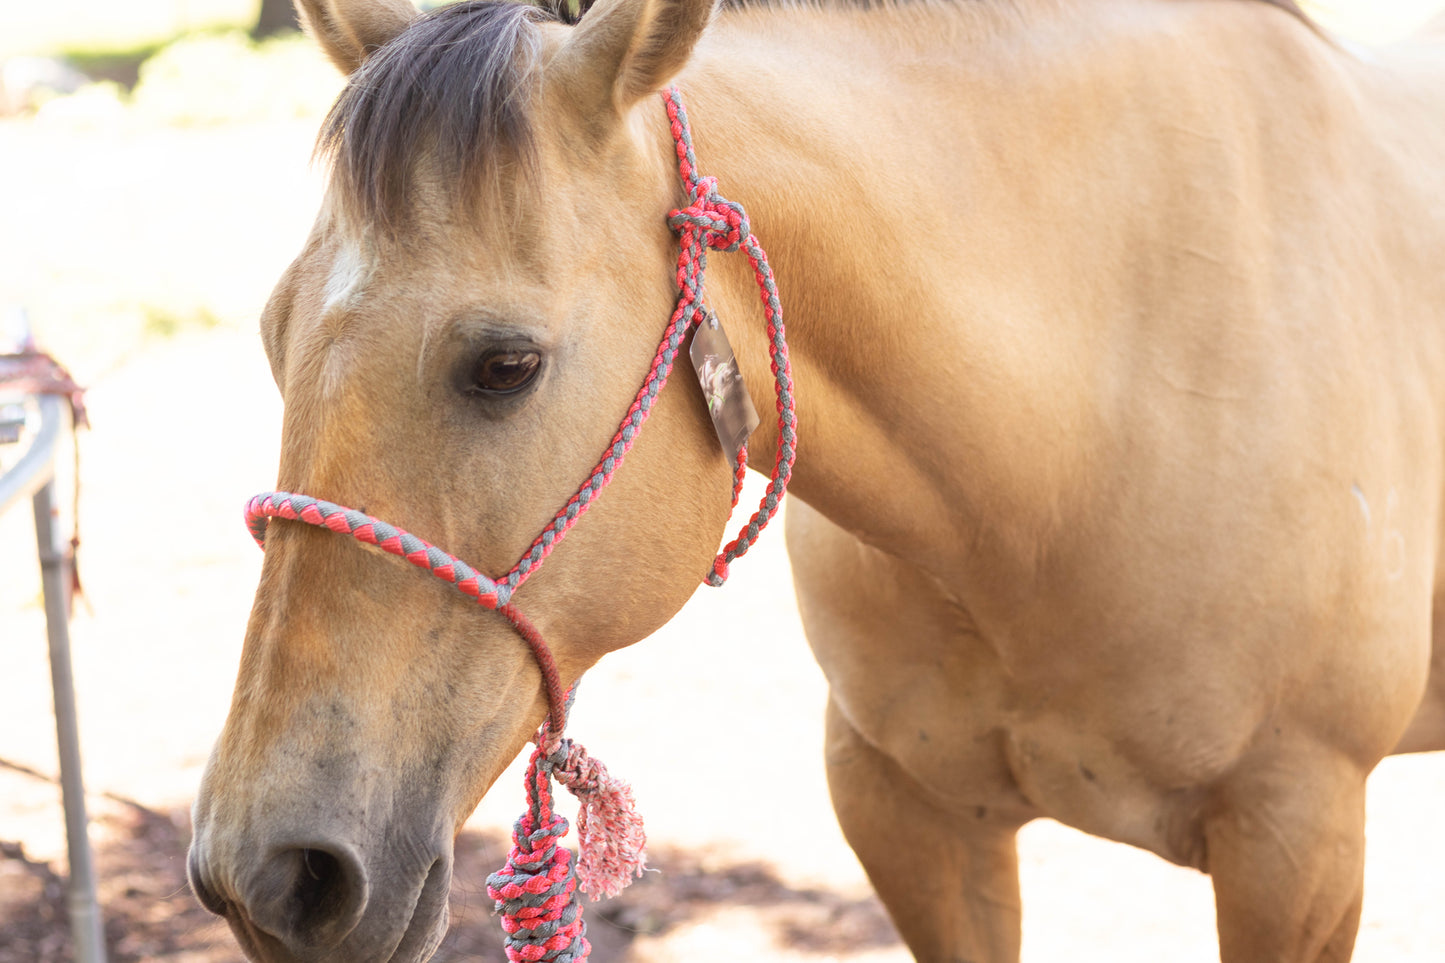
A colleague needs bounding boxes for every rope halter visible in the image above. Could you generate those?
[240,87,795,963]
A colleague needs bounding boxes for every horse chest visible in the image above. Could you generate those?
[822,621,1221,868]
[791,498,1261,867]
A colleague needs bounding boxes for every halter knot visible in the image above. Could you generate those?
[667,175,750,252]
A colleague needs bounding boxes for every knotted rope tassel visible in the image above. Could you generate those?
[485,705,647,961]
[487,747,591,963]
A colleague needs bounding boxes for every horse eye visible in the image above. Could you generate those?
[469,349,541,395]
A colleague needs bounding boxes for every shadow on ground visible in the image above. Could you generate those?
[0,797,899,962]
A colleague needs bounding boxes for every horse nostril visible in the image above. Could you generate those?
[246,843,369,950]
[296,848,343,918]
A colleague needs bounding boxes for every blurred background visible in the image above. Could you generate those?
[2,1,1443,961]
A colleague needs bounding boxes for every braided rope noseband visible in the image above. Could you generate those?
[241,88,795,962]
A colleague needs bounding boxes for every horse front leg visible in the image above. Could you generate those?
[825,696,1028,963]
[789,500,1034,962]
[1205,742,1370,963]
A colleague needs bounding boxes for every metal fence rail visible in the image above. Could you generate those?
[2,390,107,963]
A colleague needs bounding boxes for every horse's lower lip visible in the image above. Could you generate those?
[385,857,452,963]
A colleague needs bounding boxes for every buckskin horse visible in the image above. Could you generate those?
[186,0,1445,959]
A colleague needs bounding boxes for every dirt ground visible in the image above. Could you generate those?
[3,23,1445,963]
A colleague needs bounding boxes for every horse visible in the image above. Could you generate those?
[186,0,1445,959]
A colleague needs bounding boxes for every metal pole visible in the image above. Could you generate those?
[33,477,107,963]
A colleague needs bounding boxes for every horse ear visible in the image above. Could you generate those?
[293,0,420,75]
[553,0,714,116]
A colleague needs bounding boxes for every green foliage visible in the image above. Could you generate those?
[58,42,169,89]
[127,31,341,126]
[5,25,343,378]
[23,28,340,129]
[141,303,222,340]
[2,0,255,58]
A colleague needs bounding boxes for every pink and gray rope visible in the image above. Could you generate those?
[0,350,90,429]
[483,717,646,962]
[486,744,589,962]
[240,87,794,962]
[502,88,796,594]
[244,492,571,732]
[663,87,796,583]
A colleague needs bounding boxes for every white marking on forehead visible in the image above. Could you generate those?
[322,242,373,313]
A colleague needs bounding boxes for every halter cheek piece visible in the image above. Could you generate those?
[241,88,795,962]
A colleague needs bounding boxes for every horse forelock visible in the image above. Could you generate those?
[317,0,555,232]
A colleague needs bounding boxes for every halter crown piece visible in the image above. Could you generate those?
[241,87,796,962]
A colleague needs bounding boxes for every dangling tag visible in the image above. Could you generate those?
[689,310,759,470]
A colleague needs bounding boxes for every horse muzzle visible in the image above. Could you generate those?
[188,810,452,963]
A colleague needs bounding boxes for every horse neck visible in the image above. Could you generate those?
[670,1,1099,575]
[669,0,1445,581]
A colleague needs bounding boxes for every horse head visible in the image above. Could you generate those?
[187,0,749,959]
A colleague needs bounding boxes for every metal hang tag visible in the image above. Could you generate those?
[689,309,760,470]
